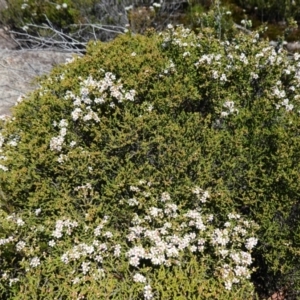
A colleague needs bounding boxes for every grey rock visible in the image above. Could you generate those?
[0,28,18,50]
[0,49,76,116]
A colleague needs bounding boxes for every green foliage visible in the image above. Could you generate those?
[1,23,300,298]
[182,1,236,40]
[235,0,300,23]
[0,0,83,29]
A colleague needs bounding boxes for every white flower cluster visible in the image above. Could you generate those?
[0,182,258,297]
[5,214,25,227]
[192,33,300,118]
[16,240,26,252]
[192,186,209,203]
[0,153,8,172]
[161,59,176,76]
[21,2,28,10]
[122,181,258,291]
[144,285,154,300]
[277,98,294,112]
[0,236,14,246]
[0,132,18,171]
[195,53,222,67]
[48,72,136,156]
[239,53,249,65]
[52,219,79,239]
[160,24,199,49]
[29,256,40,268]
[273,85,294,111]
[50,119,68,152]
[212,213,258,290]
[221,101,239,117]
[67,72,135,121]
[74,183,92,192]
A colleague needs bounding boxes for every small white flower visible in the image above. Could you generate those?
[130,186,140,192]
[35,208,41,216]
[71,108,82,121]
[285,103,294,111]
[62,3,68,8]
[147,104,153,112]
[8,139,17,147]
[30,257,40,268]
[207,214,214,221]
[61,253,69,264]
[294,53,300,61]
[9,278,19,286]
[161,192,171,202]
[225,280,232,290]
[59,119,68,128]
[245,237,258,250]
[219,249,229,258]
[104,231,113,238]
[144,285,153,300]
[114,244,121,257]
[80,262,90,275]
[190,245,197,252]
[16,218,25,226]
[133,273,147,283]
[212,70,219,79]
[57,154,67,163]
[131,52,137,57]
[221,111,229,117]
[220,73,227,81]
[128,198,139,206]
[56,4,61,10]
[52,229,63,239]
[48,240,56,247]
[70,141,76,147]
[16,241,26,252]
[72,277,80,284]
[250,72,259,79]
[60,128,67,137]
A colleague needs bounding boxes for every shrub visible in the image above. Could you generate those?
[1,23,300,298]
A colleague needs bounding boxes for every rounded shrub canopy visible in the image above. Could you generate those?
[1,25,300,298]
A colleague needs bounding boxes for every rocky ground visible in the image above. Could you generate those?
[0,28,76,116]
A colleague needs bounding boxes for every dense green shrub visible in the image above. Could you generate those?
[1,23,300,298]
